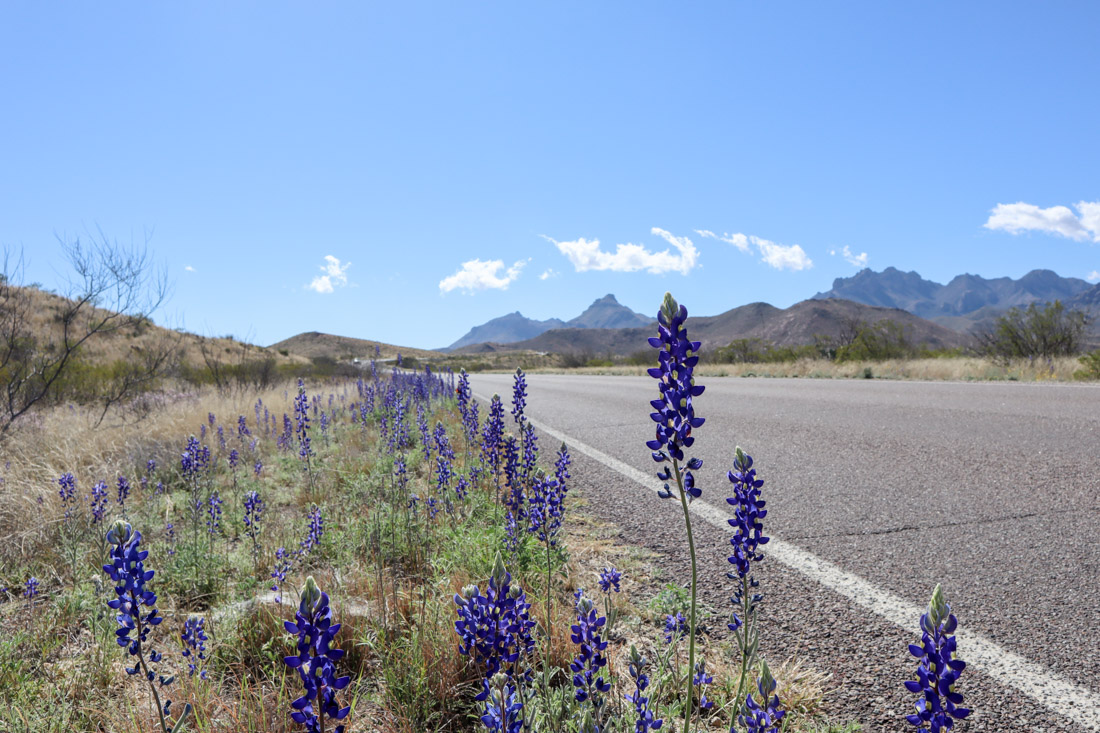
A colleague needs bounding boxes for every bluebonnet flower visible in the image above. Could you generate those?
[625,646,663,732]
[726,448,769,635]
[664,612,687,645]
[693,660,715,712]
[181,435,208,482]
[217,424,226,451]
[181,617,208,679]
[737,662,785,733]
[58,472,76,520]
[527,475,565,548]
[23,577,39,600]
[454,554,536,696]
[598,567,622,594]
[147,458,157,475]
[554,442,571,491]
[295,380,312,461]
[299,506,324,557]
[646,292,705,727]
[117,475,131,508]
[905,585,969,732]
[455,475,469,501]
[416,402,431,461]
[283,577,352,733]
[208,412,216,427]
[271,547,292,604]
[165,523,176,556]
[254,460,263,477]
[502,437,524,518]
[426,496,440,520]
[482,395,506,485]
[570,591,611,723]
[238,415,250,437]
[228,449,240,470]
[394,456,407,493]
[520,422,538,486]
[646,293,705,466]
[207,491,223,537]
[200,423,206,440]
[90,480,109,524]
[244,490,264,558]
[511,368,527,424]
[503,510,521,558]
[102,521,181,731]
[250,437,258,453]
[726,447,771,706]
[319,410,329,438]
[480,672,524,733]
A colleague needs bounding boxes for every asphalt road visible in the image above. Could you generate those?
[471,373,1100,732]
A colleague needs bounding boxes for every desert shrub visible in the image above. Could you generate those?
[1074,349,1100,380]
[978,300,1089,361]
[835,320,914,362]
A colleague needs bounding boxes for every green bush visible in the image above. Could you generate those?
[1074,349,1100,380]
[978,300,1089,360]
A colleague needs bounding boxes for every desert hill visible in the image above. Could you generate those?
[269,332,438,362]
[453,298,966,356]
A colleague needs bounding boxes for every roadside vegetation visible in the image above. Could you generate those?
[543,304,1100,383]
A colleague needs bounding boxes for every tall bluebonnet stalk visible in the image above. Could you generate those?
[511,368,527,425]
[271,547,292,604]
[692,660,715,715]
[283,576,352,733]
[625,645,663,732]
[117,475,131,511]
[243,490,264,562]
[90,480,109,525]
[102,520,191,733]
[726,447,770,704]
[238,414,250,438]
[570,591,611,731]
[482,395,506,499]
[417,401,431,461]
[181,435,209,540]
[207,490,223,542]
[456,369,474,454]
[295,380,316,493]
[180,617,208,680]
[646,292,705,729]
[905,585,969,733]
[736,661,785,733]
[58,472,76,520]
[299,505,324,559]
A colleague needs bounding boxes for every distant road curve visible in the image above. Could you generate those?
[472,374,1100,732]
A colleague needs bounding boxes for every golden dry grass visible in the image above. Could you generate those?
[524,355,1089,382]
[0,382,297,552]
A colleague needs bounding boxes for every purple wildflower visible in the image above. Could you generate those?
[181,617,208,679]
[283,577,352,733]
[625,646,663,732]
[598,567,622,594]
[905,585,969,732]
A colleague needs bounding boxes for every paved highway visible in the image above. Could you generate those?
[471,373,1100,732]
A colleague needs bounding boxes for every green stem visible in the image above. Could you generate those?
[672,458,698,732]
[733,573,753,707]
[133,608,170,733]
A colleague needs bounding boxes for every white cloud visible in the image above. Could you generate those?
[307,255,352,294]
[695,229,750,252]
[753,237,813,271]
[544,228,699,276]
[184,265,195,273]
[439,258,527,294]
[840,245,868,267]
[539,268,558,281]
[1087,270,1100,283]
[983,201,1100,242]
[697,228,812,270]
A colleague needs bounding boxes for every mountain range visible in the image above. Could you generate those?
[444,268,1100,356]
[813,267,1095,331]
[444,294,651,350]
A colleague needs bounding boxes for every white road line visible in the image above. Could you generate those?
[479,395,1100,731]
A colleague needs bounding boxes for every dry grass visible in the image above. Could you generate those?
[0,382,297,555]
[524,355,1091,382]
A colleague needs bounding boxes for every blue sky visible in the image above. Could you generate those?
[3,2,1099,349]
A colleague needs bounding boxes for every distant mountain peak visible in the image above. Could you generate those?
[814,267,1091,323]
